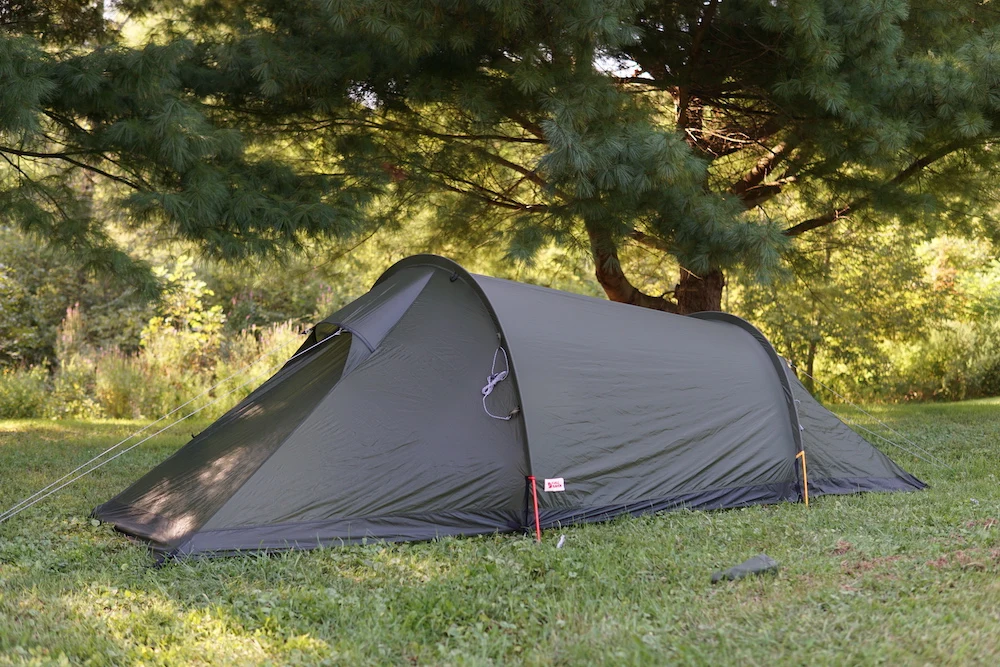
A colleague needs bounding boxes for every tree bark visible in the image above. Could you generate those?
[804,339,817,394]
[674,268,725,314]
[587,220,679,312]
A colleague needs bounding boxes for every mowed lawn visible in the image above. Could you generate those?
[0,401,998,666]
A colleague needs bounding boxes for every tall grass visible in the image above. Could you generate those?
[0,366,49,418]
[0,321,303,421]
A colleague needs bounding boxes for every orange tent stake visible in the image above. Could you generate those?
[796,450,809,507]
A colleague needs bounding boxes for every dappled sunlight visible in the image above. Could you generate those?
[0,419,94,438]
[160,514,199,543]
[57,582,334,664]
[0,418,148,436]
[127,445,253,535]
[339,546,456,585]
[197,449,249,486]
[240,404,266,419]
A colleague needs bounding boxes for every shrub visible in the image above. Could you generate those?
[93,351,150,419]
[202,321,303,420]
[50,355,103,419]
[888,319,1000,401]
[0,366,51,419]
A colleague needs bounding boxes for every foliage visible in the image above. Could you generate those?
[101,0,1000,312]
[0,0,111,46]
[736,230,1000,402]
[890,320,1000,402]
[0,365,49,418]
[0,315,302,421]
[141,255,226,372]
[0,10,381,298]
[0,226,153,367]
[0,402,998,663]
[734,223,941,397]
[882,239,1000,401]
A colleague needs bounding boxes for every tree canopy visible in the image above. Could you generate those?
[0,2,381,297]
[4,0,1000,310]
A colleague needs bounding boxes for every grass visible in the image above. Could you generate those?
[0,402,998,666]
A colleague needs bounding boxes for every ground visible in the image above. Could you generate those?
[0,401,997,665]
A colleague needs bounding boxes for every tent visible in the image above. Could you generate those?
[93,255,924,558]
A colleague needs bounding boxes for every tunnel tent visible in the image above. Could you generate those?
[93,255,925,558]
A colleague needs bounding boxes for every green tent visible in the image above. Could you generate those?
[93,255,924,558]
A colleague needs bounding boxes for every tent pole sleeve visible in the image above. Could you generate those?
[528,476,541,542]
[796,450,809,507]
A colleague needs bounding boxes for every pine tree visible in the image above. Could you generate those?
[120,0,1000,312]
[8,0,1000,311]
[0,8,381,297]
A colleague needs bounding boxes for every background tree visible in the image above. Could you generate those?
[733,223,940,395]
[6,0,1000,316]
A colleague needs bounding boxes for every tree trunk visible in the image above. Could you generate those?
[587,220,679,312]
[804,340,817,394]
[587,219,726,315]
[674,268,725,314]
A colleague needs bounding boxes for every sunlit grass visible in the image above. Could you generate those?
[0,403,998,664]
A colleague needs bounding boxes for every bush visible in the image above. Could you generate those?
[0,366,51,418]
[201,321,303,420]
[888,319,1000,401]
[50,355,103,419]
[94,351,151,419]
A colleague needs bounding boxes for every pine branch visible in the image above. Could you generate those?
[0,153,75,222]
[783,204,854,237]
[422,167,549,212]
[466,145,573,201]
[783,142,965,237]
[214,109,548,145]
[685,112,786,158]
[507,112,547,141]
[729,141,792,207]
[687,1,720,74]
[675,0,720,145]
[0,146,143,190]
[628,229,670,252]
[378,119,547,145]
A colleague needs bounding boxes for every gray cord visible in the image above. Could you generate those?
[0,332,336,524]
[797,368,953,471]
[482,346,512,420]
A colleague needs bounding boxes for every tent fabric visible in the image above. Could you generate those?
[93,254,925,558]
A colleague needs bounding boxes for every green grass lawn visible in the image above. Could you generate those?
[0,401,998,666]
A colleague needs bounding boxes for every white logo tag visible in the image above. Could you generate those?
[544,478,565,492]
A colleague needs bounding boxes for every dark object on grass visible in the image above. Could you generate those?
[712,554,780,583]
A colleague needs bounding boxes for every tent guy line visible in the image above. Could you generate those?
[838,419,940,469]
[0,332,332,525]
[795,368,953,471]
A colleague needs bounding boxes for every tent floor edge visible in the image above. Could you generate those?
[110,509,525,558]
[536,482,800,529]
[809,474,927,495]
[535,475,927,530]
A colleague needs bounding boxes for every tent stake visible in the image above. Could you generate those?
[528,476,541,542]
[796,450,809,507]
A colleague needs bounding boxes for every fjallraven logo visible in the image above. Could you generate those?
[544,478,565,492]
